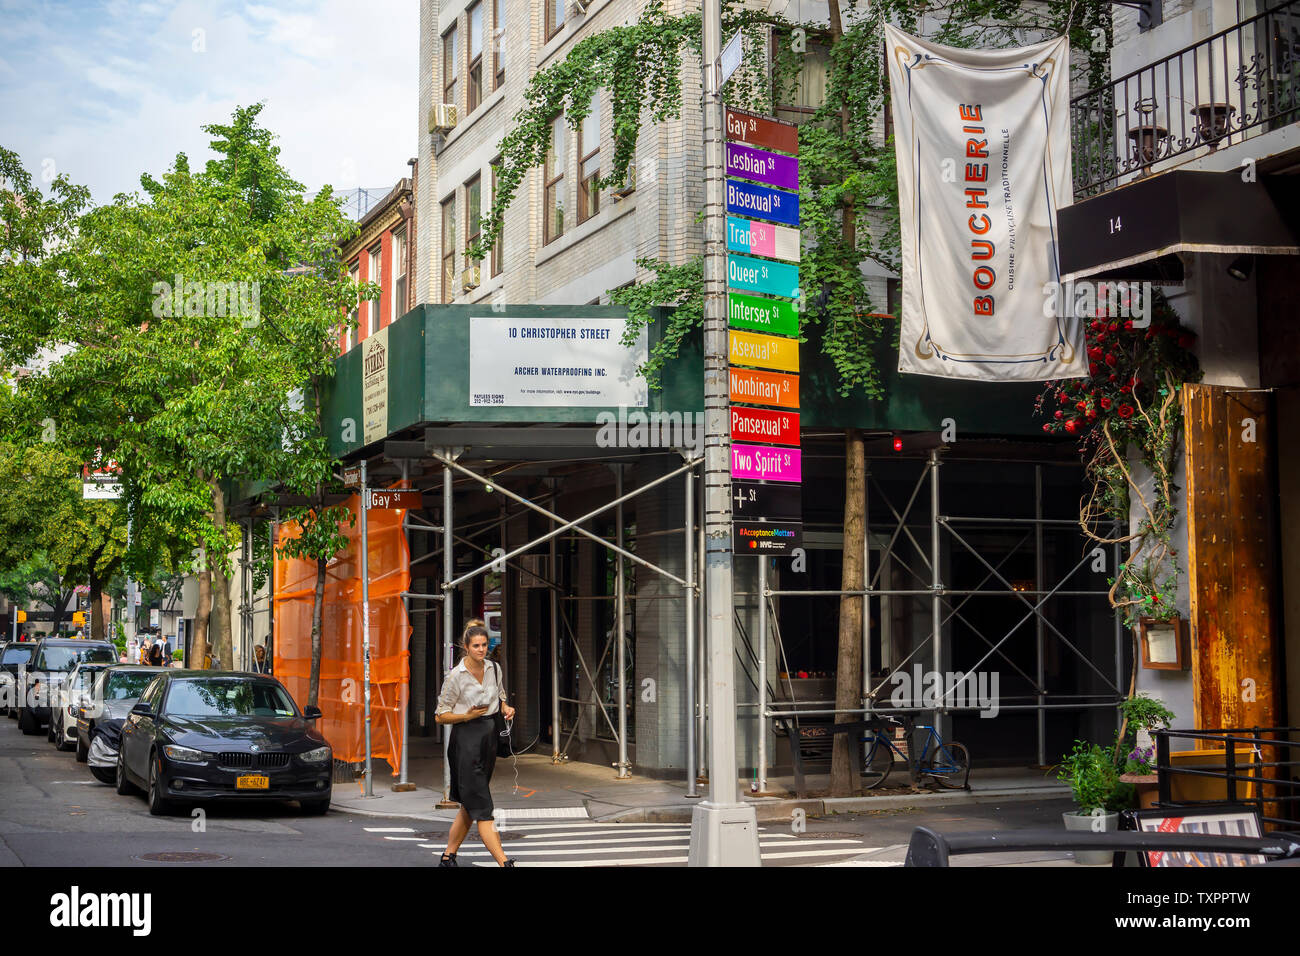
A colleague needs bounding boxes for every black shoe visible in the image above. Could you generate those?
[503,859,516,867]
[439,853,458,867]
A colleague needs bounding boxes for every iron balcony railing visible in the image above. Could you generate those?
[1153,726,1300,831]
[1072,0,1300,196]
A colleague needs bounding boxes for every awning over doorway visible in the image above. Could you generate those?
[1059,170,1300,282]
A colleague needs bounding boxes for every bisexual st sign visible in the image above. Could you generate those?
[726,142,799,191]
[727,216,800,263]
[731,443,801,483]
[726,178,799,227]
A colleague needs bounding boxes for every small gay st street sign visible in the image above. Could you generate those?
[725,106,799,156]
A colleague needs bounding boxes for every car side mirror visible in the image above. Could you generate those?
[303,705,323,720]
[130,702,153,717]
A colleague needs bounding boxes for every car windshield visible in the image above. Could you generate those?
[104,671,158,700]
[165,679,298,718]
[36,645,116,671]
[72,666,106,690]
[2,646,34,665]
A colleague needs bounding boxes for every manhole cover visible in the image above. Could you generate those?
[133,851,230,864]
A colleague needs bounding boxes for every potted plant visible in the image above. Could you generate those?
[1115,694,1175,808]
[1057,740,1132,865]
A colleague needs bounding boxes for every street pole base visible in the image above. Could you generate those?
[435,800,460,810]
[391,782,417,792]
[688,801,761,867]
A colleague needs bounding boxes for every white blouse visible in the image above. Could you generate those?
[435,658,507,717]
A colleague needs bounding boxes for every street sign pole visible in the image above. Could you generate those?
[360,459,373,798]
[690,0,761,868]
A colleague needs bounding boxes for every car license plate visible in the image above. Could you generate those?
[236,775,269,790]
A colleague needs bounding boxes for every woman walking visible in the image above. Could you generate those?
[435,619,516,867]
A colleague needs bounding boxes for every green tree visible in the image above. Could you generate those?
[470,0,1112,795]
[7,105,359,670]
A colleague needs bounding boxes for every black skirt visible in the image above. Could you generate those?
[448,715,497,821]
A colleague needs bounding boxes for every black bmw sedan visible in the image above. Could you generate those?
[116,670,332,816]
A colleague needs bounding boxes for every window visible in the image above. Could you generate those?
[773,36,830,126]
[465,174,482,271]
[494,0,505,90]
[467,2,484,113]
[442,25,459,108]
[578,91,601,223]
[490,160,503,277]
[368,244,382,334]
[544,115,565,244]
[545,0,564,40]
[392,227,407,323]
[441,194,457,303]
[346,262,359,350]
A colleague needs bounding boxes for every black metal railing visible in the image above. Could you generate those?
[1072,0,1300,196]
[1153,726,1300,830]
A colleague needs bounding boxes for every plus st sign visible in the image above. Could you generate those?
[734,488,747,510]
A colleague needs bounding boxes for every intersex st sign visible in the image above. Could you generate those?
[367,489,422,509]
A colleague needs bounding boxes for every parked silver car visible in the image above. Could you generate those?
[79,665,167,777]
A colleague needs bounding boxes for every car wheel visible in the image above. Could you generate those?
[75,734,88,762]
[299,798,330,816]
[115,751,139,796]
[147,754,174,816]
[90,764,115,785]
[18,707,39,736]
[47,715,57,744]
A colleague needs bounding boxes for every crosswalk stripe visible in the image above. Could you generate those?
[761,847,879,859]
[383,836,429,841]
[444,838,864,858]
[364,827,416,832]
[471,856,688,867]
[498,821,688,831]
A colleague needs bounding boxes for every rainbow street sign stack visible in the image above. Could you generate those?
[724,106,802,555]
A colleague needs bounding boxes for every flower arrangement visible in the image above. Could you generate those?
[1035,286,1201,627]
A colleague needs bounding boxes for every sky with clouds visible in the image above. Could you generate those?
[0,0,417,204]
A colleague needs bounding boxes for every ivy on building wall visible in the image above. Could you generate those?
[1035,288,1202,626]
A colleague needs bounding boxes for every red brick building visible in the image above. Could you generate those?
[339,162,418,353]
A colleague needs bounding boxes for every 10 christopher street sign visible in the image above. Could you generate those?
[725,106,802,555]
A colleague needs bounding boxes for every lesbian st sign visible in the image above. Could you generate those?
[726,178,799,227]
[726,142,799,191]
[731,443,801,483]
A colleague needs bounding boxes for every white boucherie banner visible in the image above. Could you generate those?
[885,26,1084,381]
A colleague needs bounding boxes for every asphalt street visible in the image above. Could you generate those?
[0,709,1077,867]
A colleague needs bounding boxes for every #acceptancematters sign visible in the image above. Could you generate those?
[469,317,648,407]
[885,25,1083,381]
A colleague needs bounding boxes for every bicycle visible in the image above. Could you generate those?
[860,715,971,791]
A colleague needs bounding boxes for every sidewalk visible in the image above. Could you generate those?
[330,735,1070,824]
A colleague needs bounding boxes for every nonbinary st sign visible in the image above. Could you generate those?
[885,25,1084,381]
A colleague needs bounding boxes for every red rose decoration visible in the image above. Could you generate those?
[1123,320,1133,331]
[1086,409,1097,421]
[1100,397,1112,410]
[1108,374,1118,382]
[1089,362,1100,375]
[1178,334,1194,348]
[1064,419,1078,434]
[1108,322,1119,332]
[1118,404,1134,419]
[1087,346,1102,360]
[1105,354,1117,367]
[1076,400,1088,411]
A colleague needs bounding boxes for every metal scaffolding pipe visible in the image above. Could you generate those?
[757,556,768,794]
[549,480,560,764]
[441,459,454,802]
[1035,465,1046,767]
[763,701,1122,717]
[684,461,698,797]
[929,449,942,717]
[615,465,630,778]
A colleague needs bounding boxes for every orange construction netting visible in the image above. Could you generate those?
[273,490,412,774]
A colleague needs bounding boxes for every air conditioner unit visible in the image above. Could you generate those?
[570,0,589,16]
[611,164,636,199]
[461,266,481,292]
[520,554,549,588]
[428,103,458,133]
